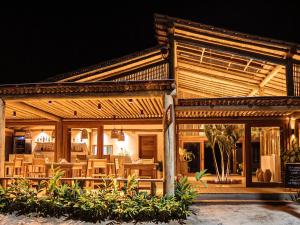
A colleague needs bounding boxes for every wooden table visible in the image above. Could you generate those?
[45,162,87,178]
[123,163,158,178]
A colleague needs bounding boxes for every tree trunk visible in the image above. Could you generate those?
[212,141,220,181]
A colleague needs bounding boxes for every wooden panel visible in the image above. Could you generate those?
[139,135,157,177]
[139,135,157,161]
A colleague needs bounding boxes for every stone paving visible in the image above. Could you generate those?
[0,203,299,225]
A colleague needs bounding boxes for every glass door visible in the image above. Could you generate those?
[250,126,282,186]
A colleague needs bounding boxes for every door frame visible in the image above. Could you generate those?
[245,121,286,187]
[178,137,205,175]
[138,134,157,162]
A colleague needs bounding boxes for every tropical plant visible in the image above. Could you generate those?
[0,170,196,224]
[204,124,242,182]
[195,169,208,187]
[282,138,300,165]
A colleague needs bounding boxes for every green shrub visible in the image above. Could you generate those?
[0,171,197,223]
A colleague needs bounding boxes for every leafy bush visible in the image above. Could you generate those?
[0,171,196,223]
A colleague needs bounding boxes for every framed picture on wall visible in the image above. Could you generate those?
[165,104,173,129]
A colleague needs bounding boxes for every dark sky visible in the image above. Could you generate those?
[1,3,299,84]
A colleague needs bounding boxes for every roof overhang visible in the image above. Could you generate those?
[176,96,300,119]
[0,80,175,100]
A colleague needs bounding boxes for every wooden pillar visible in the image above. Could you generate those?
[55,121,63,162]
[286,57,294,96]
[97,125,103,159]
[62,125,71,162]
[245,123,251,187]
[164,94,176,196]
[0,99,5,178]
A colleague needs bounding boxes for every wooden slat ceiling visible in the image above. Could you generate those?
[176,110,292,118]
[176,42,287,98]
[5,97,164,120]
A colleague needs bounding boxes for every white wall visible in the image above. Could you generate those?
[103,124,163,162]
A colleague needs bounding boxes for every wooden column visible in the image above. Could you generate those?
[245,123,251,187]
[97,125,104,159]
[62,125,71,162]
[164,94,176,196]
[55,121,63,162]
[0,99,5,178]
[286,57,294,96]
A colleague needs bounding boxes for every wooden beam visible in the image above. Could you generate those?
[286,56,294,96]
[9,102,61,121]
[0,99,5,178]
[175,36,287,65]
[248,65,283,96]
[176,105,299,112]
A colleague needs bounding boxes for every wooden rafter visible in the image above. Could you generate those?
[9,102,61,121]
[248,65,283,96]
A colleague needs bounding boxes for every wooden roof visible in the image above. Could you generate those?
[176,96,300,118]
[1,80,174,121]
[45,46,168,83]
[154,14,300,99]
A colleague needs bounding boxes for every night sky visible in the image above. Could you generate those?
[1,3,299,84]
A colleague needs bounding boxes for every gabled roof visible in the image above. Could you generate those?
[154,14,300,60]
[154,14,300,99]
[45,45,168,83]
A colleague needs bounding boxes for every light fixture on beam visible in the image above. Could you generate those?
[98,103,102,110]
[128,99,133,104]
[140,109,144,116]
[74,111,77,117]
[13,111,16,117]
[48,100,52,104]
[111,115,118,139]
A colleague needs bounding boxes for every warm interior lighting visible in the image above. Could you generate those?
[13,111,16,117]
[111,128,119,139]
[118,129,125,141]
[128,99,133,104]
[98,103,102,110]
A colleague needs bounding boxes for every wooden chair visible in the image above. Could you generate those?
[138,158,155,193]
[30,158,46,178]
[12,157,25,177]
[86,158,108,188]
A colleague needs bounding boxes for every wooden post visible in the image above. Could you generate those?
[55,121,63,162]
[0,99,5,178]
[164,94,176,196]
[286,57,294,96]
[97,126,103,159]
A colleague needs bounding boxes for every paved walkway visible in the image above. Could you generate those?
[0,203,299,225]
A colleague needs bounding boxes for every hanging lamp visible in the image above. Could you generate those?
[118,129,125,141]
[111,115,118,139]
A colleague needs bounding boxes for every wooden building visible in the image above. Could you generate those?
[1,14,300,194]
